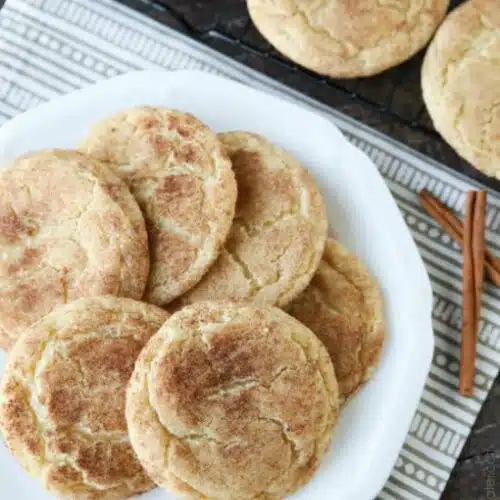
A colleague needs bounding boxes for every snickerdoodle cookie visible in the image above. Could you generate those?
[248,0,449,78]
[171,132,327,309]
[422,0,500,177]
[287,239,385,403]
[126,301,339,499]
[80,106,237,306]
[0,296,169,499]
[0,150,149,350]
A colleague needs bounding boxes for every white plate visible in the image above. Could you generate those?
[0,70,434,500]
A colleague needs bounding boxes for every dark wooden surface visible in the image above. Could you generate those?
[113,1,499,499]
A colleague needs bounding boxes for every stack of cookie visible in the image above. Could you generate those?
[0,106,385,499]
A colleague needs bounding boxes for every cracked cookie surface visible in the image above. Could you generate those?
[126,301,339,500]
[80,107,237,306]
[422,0,500,177]
[0,296,169,499]
[286,239,385,403]
[171,132,327,309]
[0,150,149,350]
[248,0,449,77]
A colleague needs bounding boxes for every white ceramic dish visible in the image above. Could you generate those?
[0,70,434,500]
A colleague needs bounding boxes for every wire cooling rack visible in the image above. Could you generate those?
[117,0,465,134]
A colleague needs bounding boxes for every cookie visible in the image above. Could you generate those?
[422,0,500,177]
[80,107,237,306]
[248,0,449,78]
[286,239,385,403]
[0,150,149,350]
[0,296,169,499]
[126,301,339,499]
[171,132,327,309]
[0,297,168,500]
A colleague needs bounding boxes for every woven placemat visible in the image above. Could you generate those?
[1,1,500,498]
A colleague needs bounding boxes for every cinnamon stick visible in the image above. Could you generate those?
[459,191,487,396]
[473,191,487,322]
[418,190,500,286]
[460,192,476,396]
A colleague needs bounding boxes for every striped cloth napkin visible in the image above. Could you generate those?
[0,1,499,498]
